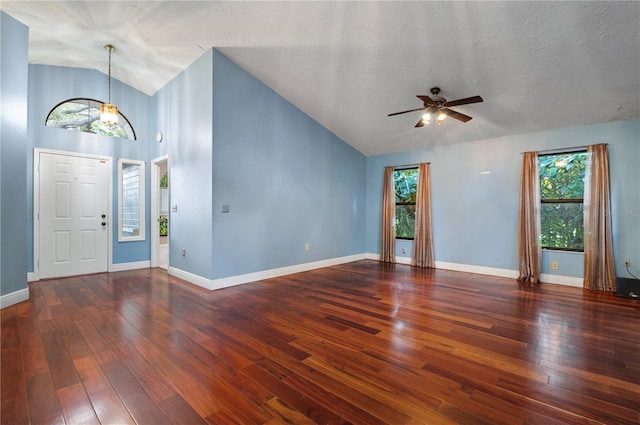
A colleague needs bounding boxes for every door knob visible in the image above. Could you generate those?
[101,222,107,226]
[101,214,106,218]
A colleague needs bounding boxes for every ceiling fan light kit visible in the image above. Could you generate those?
[388,87,483,128]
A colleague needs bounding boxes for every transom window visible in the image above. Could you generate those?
[394,167,418,239]
[538,151,588,251]
[45,98,136,140]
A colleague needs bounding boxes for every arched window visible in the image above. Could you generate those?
[45,98,136,140]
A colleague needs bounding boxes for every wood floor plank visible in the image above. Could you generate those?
[73,356,136,425]
[56,382,100,425]
[1,346,29,425]
[101,359,173,424]
[2,261,639,424]
[25,373,62,424]
[40,331,81,389]
[157,395,208,425]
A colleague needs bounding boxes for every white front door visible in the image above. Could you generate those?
[38,152,110,279]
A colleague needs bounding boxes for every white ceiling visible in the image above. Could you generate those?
[2,1,639,156]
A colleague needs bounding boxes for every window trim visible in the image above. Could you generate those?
[118,158,146,242]
[538,151,587,252]
[394,167,418,240]
[45,97,137,140]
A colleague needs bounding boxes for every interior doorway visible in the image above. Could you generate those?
[151,155,169,270]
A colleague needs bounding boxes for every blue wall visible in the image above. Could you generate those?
[211,50,367,279]
[154,50,214,279]
[26,64,154,270]
[1,12,29,295]
[366,119,640,279]
[152,49,367,281]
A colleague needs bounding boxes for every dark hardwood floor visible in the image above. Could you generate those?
[2,260,639,424]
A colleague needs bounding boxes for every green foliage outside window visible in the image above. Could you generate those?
[159,216,168,237]
[394,168,418,239]
[45,98,136,140]
[538,152,587,250]
[159,172,169,236]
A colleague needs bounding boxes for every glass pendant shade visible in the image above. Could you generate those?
[100,103,119,125]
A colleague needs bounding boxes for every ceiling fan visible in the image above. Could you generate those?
[388,87,483,127]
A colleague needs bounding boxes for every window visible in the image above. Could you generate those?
[118,159,145,241]
[394,167,418,239]
[45,98,136,140]
[538,152,588,251]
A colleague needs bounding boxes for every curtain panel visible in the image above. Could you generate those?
[518,152,541,283]
[381,166,396,263]
[583,144,616,291]
[412,163,435,268]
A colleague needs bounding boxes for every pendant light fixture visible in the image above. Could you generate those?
[100,44,118,126]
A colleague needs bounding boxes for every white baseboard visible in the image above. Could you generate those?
[1,288,30,309]
[168,254,369,291]
[210,254,368,290]
[364,253,583,288]
[168,267,214,290]
[435,261,519,279]
[109,260,151,272]
[540,273,583,287]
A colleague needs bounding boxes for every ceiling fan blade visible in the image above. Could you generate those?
[416,95,436,105]
[442,108,472,122]
[445,96,483,107]
[415,119,426,128]
[388,107,425,117]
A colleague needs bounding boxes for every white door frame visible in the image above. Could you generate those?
[33,148,113,281]
[150,155,169,268]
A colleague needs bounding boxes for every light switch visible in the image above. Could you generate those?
[172,205,178,212]
[220,204,230,213]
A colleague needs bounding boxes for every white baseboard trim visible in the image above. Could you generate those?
[210,254,368,290]
[168,267,214,290]
[540,273,583,287]
[435,261,519,279]
[168,254,369,291]
[109,260,151,273]
[1,288,30,309]
[364,254,583,288]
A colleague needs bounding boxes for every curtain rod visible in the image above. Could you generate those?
[521,143,607,155]
[394,163,430,170]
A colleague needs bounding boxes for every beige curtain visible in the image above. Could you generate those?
[412,163,435,268]
[583,144,616,291]
[518,152,541,283]
[381,166,396,263]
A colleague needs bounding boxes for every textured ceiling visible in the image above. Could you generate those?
[2,1,639,156]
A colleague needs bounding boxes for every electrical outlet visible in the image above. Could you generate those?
[182,248,186,257]
[624,258,631,266]
[551,261,558,270]
[401,247,407,254]
[305,243,310,251]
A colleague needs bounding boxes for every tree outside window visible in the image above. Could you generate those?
[394,168,418,239]
[538,152,588,251]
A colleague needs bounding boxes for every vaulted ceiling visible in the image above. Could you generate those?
[2,1,638,156]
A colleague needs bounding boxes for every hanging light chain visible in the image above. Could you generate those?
[106,44,115,104]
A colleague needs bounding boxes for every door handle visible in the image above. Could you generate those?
[101,222,107,226]
[102,214,106,218]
